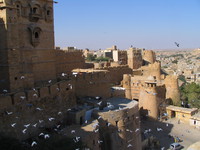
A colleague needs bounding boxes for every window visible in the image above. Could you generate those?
[47,10,50,16]
[16,4,21,17]
[33,7,37,14]
[34,32,39,39]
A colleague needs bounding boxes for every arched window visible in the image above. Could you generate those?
[34,32,39,39]
[33,7,38,14]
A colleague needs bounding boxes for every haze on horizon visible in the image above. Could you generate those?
[54,0,200,50]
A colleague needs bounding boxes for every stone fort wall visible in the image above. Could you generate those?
[93,101,141,150]
[95,65,132,85]
[0,80,76,140]
[55,50,86,76]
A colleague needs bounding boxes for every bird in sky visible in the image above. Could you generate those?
[57,111,62,115]
[39,120,44,123]
[11,123,16,128]
[44,134,50,139]
[31,141,37,147]
[22,129,27,134]
[39,133,44,136]
[119,107,123,110]
[98,140,103,144]
[3,89,8,93]
[135,128,140,132]
[61,73,66,77]
[71,130,75,134]
[24,124,30,128]
[36,107,42,111]
[20,96,26,100]
[6,111,13,115]
[75,136,80,142]
[127,144,133,147]
[48,117,55,121]
[33,123,37,127]
[157,128,163,131]
[97,101,102,105]
[174,42,179,47]
[33,93,38,97]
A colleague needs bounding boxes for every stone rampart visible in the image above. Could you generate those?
[0,80,76,140]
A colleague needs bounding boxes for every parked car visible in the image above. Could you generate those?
[170,143,183,150]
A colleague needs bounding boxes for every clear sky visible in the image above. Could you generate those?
[54,0,200,50]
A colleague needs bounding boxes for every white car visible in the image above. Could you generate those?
[170,143,183,150]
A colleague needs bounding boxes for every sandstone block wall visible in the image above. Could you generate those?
[142,50,156,64]
[55,50,86,76]
[164,75,180,105]
[127,48,143,69]
[96,65,132,85]
[74,72,111,98]
[0,80,76,140]
[141,61,161,81]
[93,101,141,150]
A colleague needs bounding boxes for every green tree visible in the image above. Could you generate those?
[86,54,96,61]
[95,56,110,62]
[180,82,200,108]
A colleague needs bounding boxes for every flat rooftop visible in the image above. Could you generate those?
[72,68,108,73]
[191,112,200,120]
[166,105,198,114]
[101,97,138,112]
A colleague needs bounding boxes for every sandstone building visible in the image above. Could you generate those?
[0,0,181,149]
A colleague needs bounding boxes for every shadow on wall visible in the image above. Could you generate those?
[0,18,9,92]
[141,117,174,150]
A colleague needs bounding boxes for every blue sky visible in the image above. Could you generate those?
[54,0,200,50]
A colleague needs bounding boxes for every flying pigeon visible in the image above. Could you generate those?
[24,124,30,128]
[44,134,50,139]
[11,123,16,128]
[31,141,37,147]
[174,42,179,47]
[48,117,55,121]
[22,129,27,134]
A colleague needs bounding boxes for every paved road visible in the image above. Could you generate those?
[141,118,200,150]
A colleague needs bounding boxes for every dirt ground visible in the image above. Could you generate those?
[141,118,200,150]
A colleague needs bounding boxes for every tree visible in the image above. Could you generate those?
[86,54,96,61]
[180,82,200,108]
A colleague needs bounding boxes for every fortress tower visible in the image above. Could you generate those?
[127,47,143,69]
[164,75,180,105]
[122,74,132,99]
[142,50,156,65]
[139,81,159,119]
[0,0,56,92]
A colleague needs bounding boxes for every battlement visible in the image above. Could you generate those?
[0,80,74,110]
[55,49,83,55]
[142,50,156,64]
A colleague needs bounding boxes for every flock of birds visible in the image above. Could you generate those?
[0,40,182,150]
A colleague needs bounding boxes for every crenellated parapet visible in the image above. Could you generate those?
[142,50,156,64]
